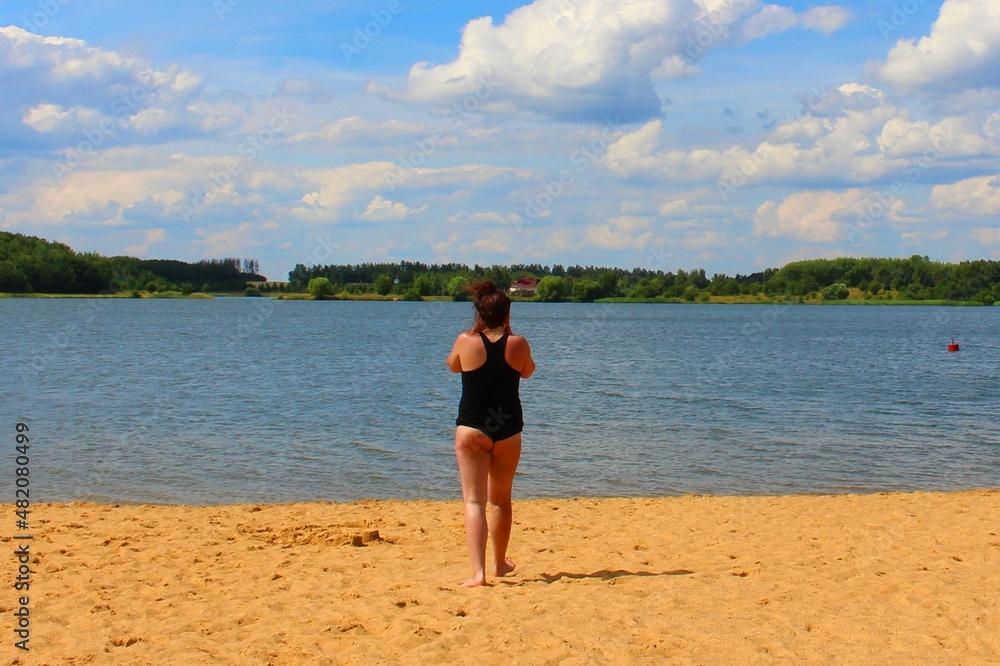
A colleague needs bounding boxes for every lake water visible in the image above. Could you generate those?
[2,298,998,504]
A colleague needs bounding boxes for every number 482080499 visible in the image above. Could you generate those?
[15,423,30,527]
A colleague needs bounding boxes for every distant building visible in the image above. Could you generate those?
[508,276,539,296]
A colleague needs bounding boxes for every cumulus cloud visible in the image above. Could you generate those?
[753,189,873,242]
[606,82,1000,189]
[386,0,849,122]
[877,116,997,159]
[0,144,310,234]
[359,195,426,222]
[931,175,1000,216]
[875,0,1000,93]
[0,26,204,149]
[298,162,530,221]
[1,150,195,228]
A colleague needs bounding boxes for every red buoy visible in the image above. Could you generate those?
[947,340,960,352]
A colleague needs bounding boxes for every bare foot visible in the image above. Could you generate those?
[462,576,488,588]
[494,557,516,577]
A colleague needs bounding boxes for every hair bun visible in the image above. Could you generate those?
[470,279,497,299]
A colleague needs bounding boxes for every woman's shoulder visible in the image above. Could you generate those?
[454,330,481,345]
[505,333,531,350]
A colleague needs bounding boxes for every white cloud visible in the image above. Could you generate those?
[196,222,265,258]
[901,229,948,244]
[0,146,301,232]
[680,230,727,250]
[470,232,511,254]
[298,162,530,221]
[753,189,872,242]
[145,228,167,244]
[447,211,523,227]
[738,4,850,41]
[877,116,997,159]
[3,151,194,228]
[22,103,104,133]
[543,228,576,252]
[287,116,428,146]
[606,83,1000,189]
[971,227,1000,245]
[583,216,653,250]
[387,0,849,122]
[0,26,204,148]
[987,112,1000,139]
[876,0,1000,93]
[931,176,1000,216]
[656,189,729,218]
[359,195,426,222]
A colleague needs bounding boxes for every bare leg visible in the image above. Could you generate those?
[454,427,492,587]
[487,433,522,577]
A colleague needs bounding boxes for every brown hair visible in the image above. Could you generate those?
[468,279,511,332]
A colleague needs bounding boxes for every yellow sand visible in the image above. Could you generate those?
[4,490,999,665]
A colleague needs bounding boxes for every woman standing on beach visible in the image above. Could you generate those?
[446,280,535,587]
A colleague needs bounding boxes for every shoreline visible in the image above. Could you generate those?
[28,483,1000,508]
[8,488,999,664]
[2,291,994,305]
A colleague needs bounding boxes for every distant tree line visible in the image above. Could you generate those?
[3,231,998,304]
[288,255,1000,304]
[0,232,265,294]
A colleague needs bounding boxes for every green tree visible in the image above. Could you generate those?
[597,271,618,297]
[180,282,194,295]
[374,274,393,296]
[448,276,471,300]
[401,289,423,301]
[243,286,262,297]
[821,283,850,300]
[308,277,334,298]
[413,274,432,296]
[201,282,211,293]
[534,275,567,302]
[628,279,659,299]
[571,279,603,302]
[0,260,30,292]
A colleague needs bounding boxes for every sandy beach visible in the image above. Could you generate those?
[4,489,999,665]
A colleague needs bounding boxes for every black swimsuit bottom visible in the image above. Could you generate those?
[456,332,524,442]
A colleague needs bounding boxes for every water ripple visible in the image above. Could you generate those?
[2,299,999,503]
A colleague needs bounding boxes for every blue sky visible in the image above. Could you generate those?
[1,0,998,281]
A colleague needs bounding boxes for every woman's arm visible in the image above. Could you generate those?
[509,336,535,378]
[446,334,465,373]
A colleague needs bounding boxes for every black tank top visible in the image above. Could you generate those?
[455,333,524,439]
